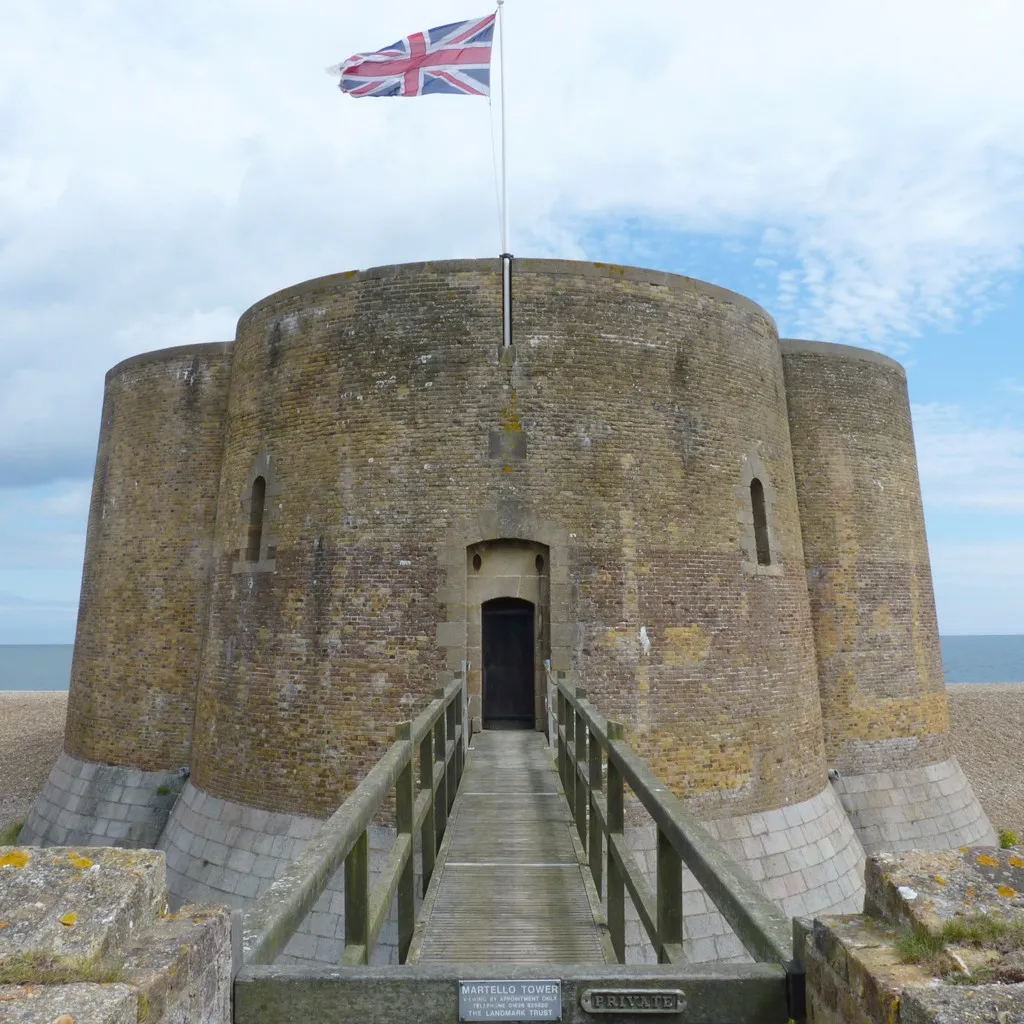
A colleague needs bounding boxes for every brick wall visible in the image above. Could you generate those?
[66,343,233,770]
[189,259,829,820]
[781,340,950,775]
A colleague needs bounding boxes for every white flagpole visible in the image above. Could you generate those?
[497,0,513,348]
[497,0,509,254]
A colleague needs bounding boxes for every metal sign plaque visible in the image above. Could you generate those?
[459,979,562,1021]
[580,989,687,1015]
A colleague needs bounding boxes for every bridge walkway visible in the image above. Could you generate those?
[408,729,609,964]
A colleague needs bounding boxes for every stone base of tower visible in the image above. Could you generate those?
[159,781,416,966]
[19,752,184,849]
[623,783,865,964]
[831,755,995,855]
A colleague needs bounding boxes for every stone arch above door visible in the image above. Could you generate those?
[439,504,572,731]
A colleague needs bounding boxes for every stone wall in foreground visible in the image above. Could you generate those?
[801,845,1024,1023]
[0,845,231,1024]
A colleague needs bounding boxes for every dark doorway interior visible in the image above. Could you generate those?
[482,597,535,729]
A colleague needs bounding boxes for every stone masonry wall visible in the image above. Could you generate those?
[190,259,831,824]
[63,342,233,771]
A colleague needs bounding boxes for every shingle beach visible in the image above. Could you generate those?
[2,684,1023,838]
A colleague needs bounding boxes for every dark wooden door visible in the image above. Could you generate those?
[482,598,535,728]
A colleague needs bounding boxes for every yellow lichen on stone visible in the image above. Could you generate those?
[0,850,30,869]
[58,912,78,928]
[872,601,894,634]
[1009,855,1024,869]
[67,852,94,870]
[976,854,999,867]
[934,875,947,885]
[662,625,710,666]
[998,885,1018,898]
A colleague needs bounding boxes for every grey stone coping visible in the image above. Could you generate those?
[0,982,138,1024]
[779,337,906,375]
[237,258,775,333]
[104,340,234,383]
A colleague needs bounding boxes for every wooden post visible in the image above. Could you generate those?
[433,687,448,848]
[588,722,603,896]
[606,720,625,963]
[395,722,415,964]
[556,688,567,790]
[564,693,576,814]
[445,689,458,812]
[574,690,588,849]
[657,825,683,963]
[343,829,369,964]
[454,678,465,783]
[419,727,436,896]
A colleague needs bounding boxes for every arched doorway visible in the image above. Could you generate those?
[482,597,535,729]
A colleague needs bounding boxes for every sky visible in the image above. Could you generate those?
[1,0,1022,644]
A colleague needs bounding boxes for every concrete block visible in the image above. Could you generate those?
[252,855,280,879]
[315,937,344,963]
[227,848,256,873]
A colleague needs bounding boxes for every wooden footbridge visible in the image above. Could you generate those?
[234,674,807,1023]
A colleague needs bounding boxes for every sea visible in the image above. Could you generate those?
[0,636,1023,691]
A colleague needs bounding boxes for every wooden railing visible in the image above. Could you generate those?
[240,676,468,968]
[552,672,798,981]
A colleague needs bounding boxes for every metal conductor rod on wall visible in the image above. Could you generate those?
[497,1,513,349]
[501,253,513,348]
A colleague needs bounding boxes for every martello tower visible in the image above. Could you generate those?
[23,259,993,964]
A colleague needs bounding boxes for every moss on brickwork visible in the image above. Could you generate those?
[781,341,951,776]
[65,343,233,771]
[61,260,962,833]
[174,260,828,819]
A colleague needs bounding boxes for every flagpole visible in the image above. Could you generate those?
[497,0,513,349]
[497,0,509,254]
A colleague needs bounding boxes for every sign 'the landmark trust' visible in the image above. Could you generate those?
[459,979,561,1021]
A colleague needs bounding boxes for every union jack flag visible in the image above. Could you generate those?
[330,14,496,98]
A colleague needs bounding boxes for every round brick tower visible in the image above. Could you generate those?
[781,339,994,853]
[151,260,862,964]
[21,343,233,850]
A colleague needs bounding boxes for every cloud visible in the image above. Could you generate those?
[2,0,1024,490]
[913,403,1024,512]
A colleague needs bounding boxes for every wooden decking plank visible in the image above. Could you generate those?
[413,730,607,964]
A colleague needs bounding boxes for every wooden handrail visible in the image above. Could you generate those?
[550,670,794,968]
[241,676,468,967]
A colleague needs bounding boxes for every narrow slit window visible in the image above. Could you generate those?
[750,478,771,566]
[246,476,266,562]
